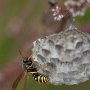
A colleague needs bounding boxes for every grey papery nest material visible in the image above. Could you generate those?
[32,24,90,85]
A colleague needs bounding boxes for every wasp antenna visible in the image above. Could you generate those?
[19,49,24,58]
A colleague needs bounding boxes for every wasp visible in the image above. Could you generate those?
[12,51,49,90]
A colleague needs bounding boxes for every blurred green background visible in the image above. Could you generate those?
[0,0,90,90]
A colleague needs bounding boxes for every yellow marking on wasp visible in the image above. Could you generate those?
[38,75,41,83]
[41,76,44,83]
[34,78,37,81]
[43,77,46,82]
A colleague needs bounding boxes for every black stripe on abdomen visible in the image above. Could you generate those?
[33,73,48,83]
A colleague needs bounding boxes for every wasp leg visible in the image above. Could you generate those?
[23,72,27,90]
[29,65,47,74]
[12,71,25,90]
[37,65,47,73]
[28,55,35,68]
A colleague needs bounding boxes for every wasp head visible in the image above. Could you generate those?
[23,57,32,70]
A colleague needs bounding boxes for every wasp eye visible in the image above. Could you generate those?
[23,57,29,63]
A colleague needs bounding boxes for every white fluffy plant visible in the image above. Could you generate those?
[32,0,90,85]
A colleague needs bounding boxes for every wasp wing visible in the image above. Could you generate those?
[12,71,25,90]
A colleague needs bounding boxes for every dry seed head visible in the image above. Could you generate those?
[65,0,87,17]
[32,25,90,85]
[51,5,64,21]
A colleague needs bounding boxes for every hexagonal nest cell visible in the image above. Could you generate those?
[32,25,90,85]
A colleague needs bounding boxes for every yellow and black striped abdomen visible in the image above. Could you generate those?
[33,73,48,83]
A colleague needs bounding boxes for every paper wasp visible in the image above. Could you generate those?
[12,51,49,90]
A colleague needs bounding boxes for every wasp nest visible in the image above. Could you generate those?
[32,25,90,85]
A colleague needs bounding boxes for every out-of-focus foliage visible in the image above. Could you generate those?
[0,0,48,67]
[0,0,90,90]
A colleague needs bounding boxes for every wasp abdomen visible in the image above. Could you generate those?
[33,73,48,83]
